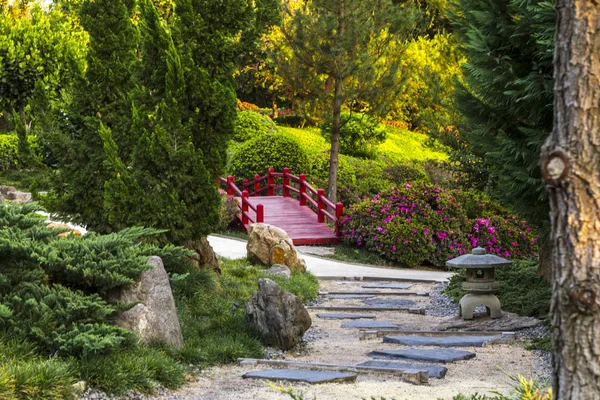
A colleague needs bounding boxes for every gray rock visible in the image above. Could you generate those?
[357,360,448,379]
[246,278,311,350]
[242,369,357,384]
[0,192,3,204]
[383,335,501,347]
[108,256,183,348]
[436,312,541,331]
[368,349,476,363]
[266,264,291,279]
[6,191,31,203]
[316,313,376,320]
[296,246,336,256]
[363,298,418,308]
[328,294,375,299]
[361,283,413,289]
[0,186,16,195]
[341,320,398,329]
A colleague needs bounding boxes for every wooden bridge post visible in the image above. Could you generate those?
[227,176,234,196]
[299,174,307,206]
[283,167,290,198]
[317,189,325,223]
[242,190,249,224]
[257,204,264,223]
[243,178,248,192]
[335,202,344,236]
[254,174,261,196]
[268,168,275,196]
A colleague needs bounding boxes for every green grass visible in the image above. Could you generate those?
[444,259,551,317]
[0,257,319,398]
[278,124,448,163]
[0,169,51,191]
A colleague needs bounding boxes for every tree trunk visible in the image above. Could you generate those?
[542,0,600,397]
[327,75,342,203]
[272,99,278,119]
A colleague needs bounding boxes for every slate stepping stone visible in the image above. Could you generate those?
[361,283,413,289]
[363,298,417,308]
[317,313,376,320]
[242,369,357,384]
[368,349,476,363]
[341,320,399,329]
[383,335,500,347]
[357,360,448,379]
[328,294,376,299]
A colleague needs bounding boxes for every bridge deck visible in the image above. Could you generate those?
[238,196,340,245]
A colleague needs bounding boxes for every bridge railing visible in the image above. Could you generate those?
[220,168,344,236]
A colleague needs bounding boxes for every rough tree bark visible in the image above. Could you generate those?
[327,75,342,203]
[541,0,600,397]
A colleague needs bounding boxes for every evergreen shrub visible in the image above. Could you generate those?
[0,134,41,170]
[320,112,386,158]
[233,110,276,142]
[228,133,311,182]
[218,189,240,230]
[341,184,537,268]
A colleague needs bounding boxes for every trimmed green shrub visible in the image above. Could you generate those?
[320,112,386,158]
[233,110,276,142]
[383,163,429,186]
[228,133,311,182]
[341,184,537,268]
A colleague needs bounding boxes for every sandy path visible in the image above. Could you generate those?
[156,280,547,400]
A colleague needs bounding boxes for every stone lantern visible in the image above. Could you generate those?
[446,246,511,320]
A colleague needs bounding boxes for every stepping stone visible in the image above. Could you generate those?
[363,298,418,308]
[328,294,376,299]
[242,369,357,384]
[357,360,448,379]
[383,335,500,347]
[317,313,376,320]
[368,349,476,363]
[361,283,413,289]
[341,320,399,329]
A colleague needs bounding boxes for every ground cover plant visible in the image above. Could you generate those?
[0,203,319,398]
[340,184,537,268]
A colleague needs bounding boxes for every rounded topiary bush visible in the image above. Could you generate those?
[228,133,311,181]
[320,112,386,158]
[233,111,276,142]
[341,183,537,268]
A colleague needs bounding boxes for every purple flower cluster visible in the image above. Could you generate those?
[340,183,538,269]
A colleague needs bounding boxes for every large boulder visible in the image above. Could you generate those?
[246,223,306,272]
[108,256,183,348]
[246,278,312,350]
[0,186,16,196]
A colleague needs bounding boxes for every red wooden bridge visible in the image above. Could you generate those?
[219,168,343,245]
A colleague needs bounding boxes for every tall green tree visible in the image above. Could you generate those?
[44,0,279,245]
[0,0,86,130]
[451,0,555,275]
[280,0,423,202]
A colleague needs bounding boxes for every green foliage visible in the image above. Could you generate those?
[0,134,43,171]
[384,163,430,186]
[228,133,311,182]
[233,110,276,142]
[0,204,192,359]
[0,1,86,129]
[218,189,240,230]
[341,184,537,268]
[450,375,552,400]
[445,259,551,317]
[320,113,386,158]
[451,0,555,236]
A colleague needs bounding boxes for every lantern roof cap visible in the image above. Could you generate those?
[446,247,511,269]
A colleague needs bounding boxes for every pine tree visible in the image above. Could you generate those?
[451,0,555,275]
[43,0,139,232]
[279,0,424,202]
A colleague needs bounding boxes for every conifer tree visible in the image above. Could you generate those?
[451,0,555,275]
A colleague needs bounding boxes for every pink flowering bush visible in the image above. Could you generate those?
[340,183,537,268]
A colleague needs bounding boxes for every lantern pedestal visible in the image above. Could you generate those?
[459,293,502,320]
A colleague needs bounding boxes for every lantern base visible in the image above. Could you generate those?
[458,293,502,320]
